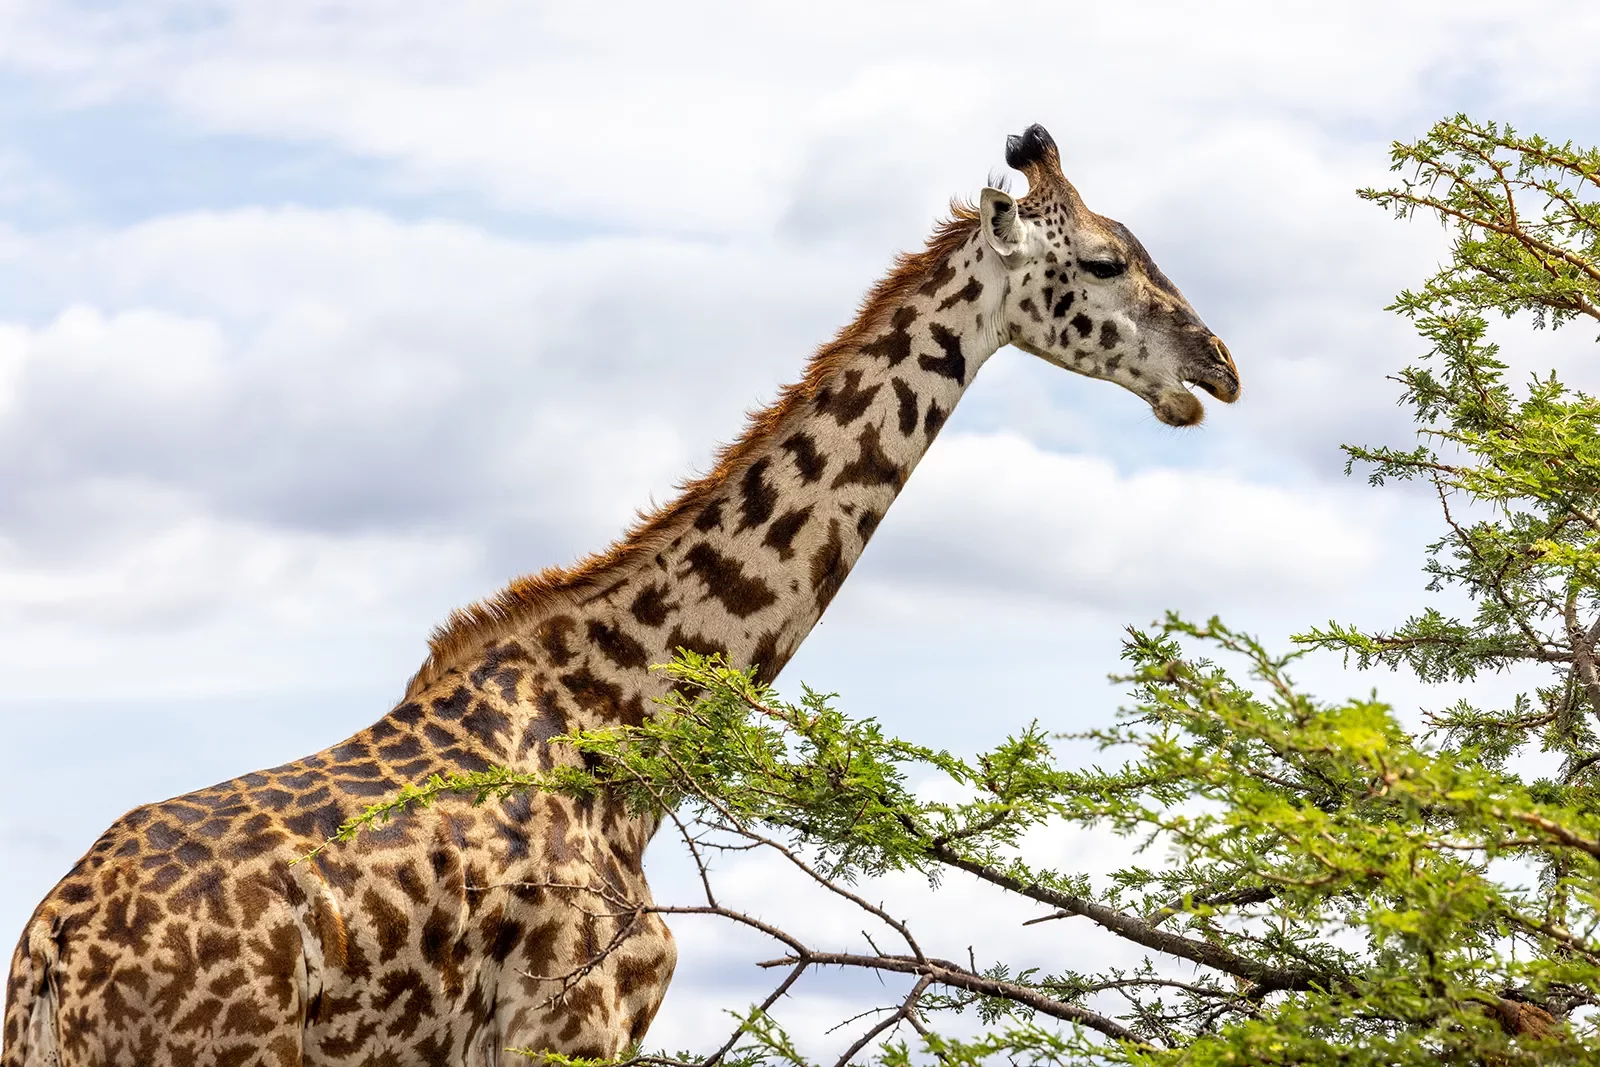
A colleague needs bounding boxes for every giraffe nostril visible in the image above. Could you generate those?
[1210,336,1236,371]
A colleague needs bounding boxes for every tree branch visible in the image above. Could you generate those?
[1565,590,1600,725]
[927,844,1337,996]
[755,950,1151,1048]
[830,975,931,1067]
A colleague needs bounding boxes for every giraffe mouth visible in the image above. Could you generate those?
[1188,376,1239,403]
[1153,348,1239,426]
[1159,370,1236,427]
[1185,336,1240,403]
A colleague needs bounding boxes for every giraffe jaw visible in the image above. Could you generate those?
[1153,386,1207,427]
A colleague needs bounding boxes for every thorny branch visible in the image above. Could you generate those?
[753,952,1148,1047]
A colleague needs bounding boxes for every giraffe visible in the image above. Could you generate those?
[4,124,1239,1067]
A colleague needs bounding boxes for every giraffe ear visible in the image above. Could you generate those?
[979,187,1024,259]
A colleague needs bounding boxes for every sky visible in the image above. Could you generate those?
[2,0,1599,1056]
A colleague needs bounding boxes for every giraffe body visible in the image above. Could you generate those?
[4,125,1239,1066]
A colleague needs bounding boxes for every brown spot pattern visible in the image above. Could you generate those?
[919,324,966,382]
[665,625,729,662]
[936,276,983,311]
[628,583,676,628]
[750,630,784,685]
[814,369,882,427]
[679,543,778,618]
[830,423,902,490]
[891,377,918,436]
[762,506,813,561]
[809,520,847,613]
[537,616,577,666]
[693,499,725,532]
[587,620,650,670]
[736,459,778,532]
[860,305,917,367]
[779,432,826,484]
[856,508,882,541]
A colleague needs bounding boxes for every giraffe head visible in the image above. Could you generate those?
[980,124,1239,427]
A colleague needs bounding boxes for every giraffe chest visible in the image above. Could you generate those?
[296,794,668,1065]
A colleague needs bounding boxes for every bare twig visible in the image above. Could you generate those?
[703,962,809,1067]
[831,975,931,1067]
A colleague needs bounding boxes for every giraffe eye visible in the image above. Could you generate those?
[1079,258,1126,279]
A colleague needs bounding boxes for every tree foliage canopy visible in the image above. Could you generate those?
[331,115,1600,1065]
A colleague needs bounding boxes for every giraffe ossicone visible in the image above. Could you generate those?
[4,123,1238,1067]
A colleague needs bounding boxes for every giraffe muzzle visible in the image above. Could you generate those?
[1187,336,1240,404]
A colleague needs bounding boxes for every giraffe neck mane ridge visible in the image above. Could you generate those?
[405,201,986,700]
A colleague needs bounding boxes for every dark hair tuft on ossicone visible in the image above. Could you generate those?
[1005,124,1058,171]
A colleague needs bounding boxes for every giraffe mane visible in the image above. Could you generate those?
[403,200,982,699]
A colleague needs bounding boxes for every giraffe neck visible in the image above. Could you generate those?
[410,219,1005,725]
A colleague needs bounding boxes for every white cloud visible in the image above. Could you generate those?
[876,432,1381,609]
[3,1,1599,231]
[0,321,24,415]
[0,480,471,630]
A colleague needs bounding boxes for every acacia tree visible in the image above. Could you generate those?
[333,116,1600,1065]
